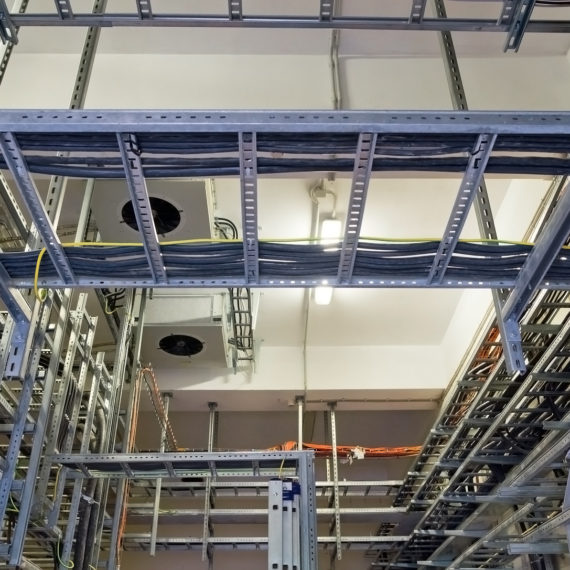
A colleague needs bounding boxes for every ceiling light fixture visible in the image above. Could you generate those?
[314,217,342,305]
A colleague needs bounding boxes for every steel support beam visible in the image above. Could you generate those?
[0,0,17,43]
[427,133,496,284]
[117,133,167,284]
[228,0,241,20]
[502,183,570,325]
[0,13,568,39]
[320,0,334,21]
[504,0,535,51]
[239,132,259,284]
[337,132,377,284]
[3,109,570,134]
[136,0,152,19]
[409,0,427,23]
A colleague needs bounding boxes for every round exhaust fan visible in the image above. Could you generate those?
[121,197,181,235]
[158,334,204,358]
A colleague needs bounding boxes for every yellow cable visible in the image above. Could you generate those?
[8,494,18,513]
[56,539,74,569]
[278,458,285,479]
[34,247,47,302]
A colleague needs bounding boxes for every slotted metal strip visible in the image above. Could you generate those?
[426,133,496,285]
[54,0,73,19]
[136,0,152,19]
[505,0,536,51]
[0,132,74,284]
[228,0,241,20]
[337,133,377,284]
[319,0,334,21]
[409,0,427,23]
[238,132,259,284]
[117,133,167,284]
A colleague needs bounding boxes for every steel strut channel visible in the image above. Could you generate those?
[505,0,536,51]
[0,0,17,43]
[502,182,570,328]
[434,0,522,374]
[409,0,427,24]
[328,403,342,561]
[320,0,334,21]
[3,109,570,133]
[136,0,152,19]
[117,133,167,284]
[337,132,377,284]
[0,133,74,284]
[54,0,72,19]
[239,132,259,284]
[150,394,170,556]
[228,0,242,20]
[426,133,496,284]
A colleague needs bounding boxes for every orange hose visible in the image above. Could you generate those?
[269,441,421,458]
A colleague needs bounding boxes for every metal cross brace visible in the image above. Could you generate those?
[117,133,167,284]
[337,132,377,284]
[136,0,152,19]
[502,183,570,333]
[504,0,536,51]
[0,0,17,43]
[427,133,497,284]
[228,0,242,20]
[239,132,259,284]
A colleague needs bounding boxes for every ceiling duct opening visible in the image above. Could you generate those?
[159,334,204,358]
[121,196,181,235]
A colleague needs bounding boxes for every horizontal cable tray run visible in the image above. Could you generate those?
[51,451,307,478]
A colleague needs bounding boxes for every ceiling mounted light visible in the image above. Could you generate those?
[314,217,342,305]
[314,282,333,305]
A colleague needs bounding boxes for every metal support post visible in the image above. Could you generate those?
[328,402,342,561]
[117,132,167,284]
[106,292,146,570]
[337,132,377,284]
[298,452,317,570]
[202,402,218,565]
[268,479,284,570]
[0,297,51,540]
[282,480,294,570]
[239,132,259,284]
[57,352,106,564]
[150,393,171,556]
[296,397,304,452]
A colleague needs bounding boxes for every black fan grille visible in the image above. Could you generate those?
[159,335,204,357]
[121,197,181,235]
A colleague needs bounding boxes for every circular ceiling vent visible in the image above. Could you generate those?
[121,197,181,235]
[158,334,204,358]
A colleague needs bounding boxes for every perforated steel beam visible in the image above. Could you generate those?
[427,133,496,284]
[117,133,167,284]
[239,132,259,284]
[505,0,535,51]
[409,0,427,23]
[502,183,570,325]
[337,133,376,284]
